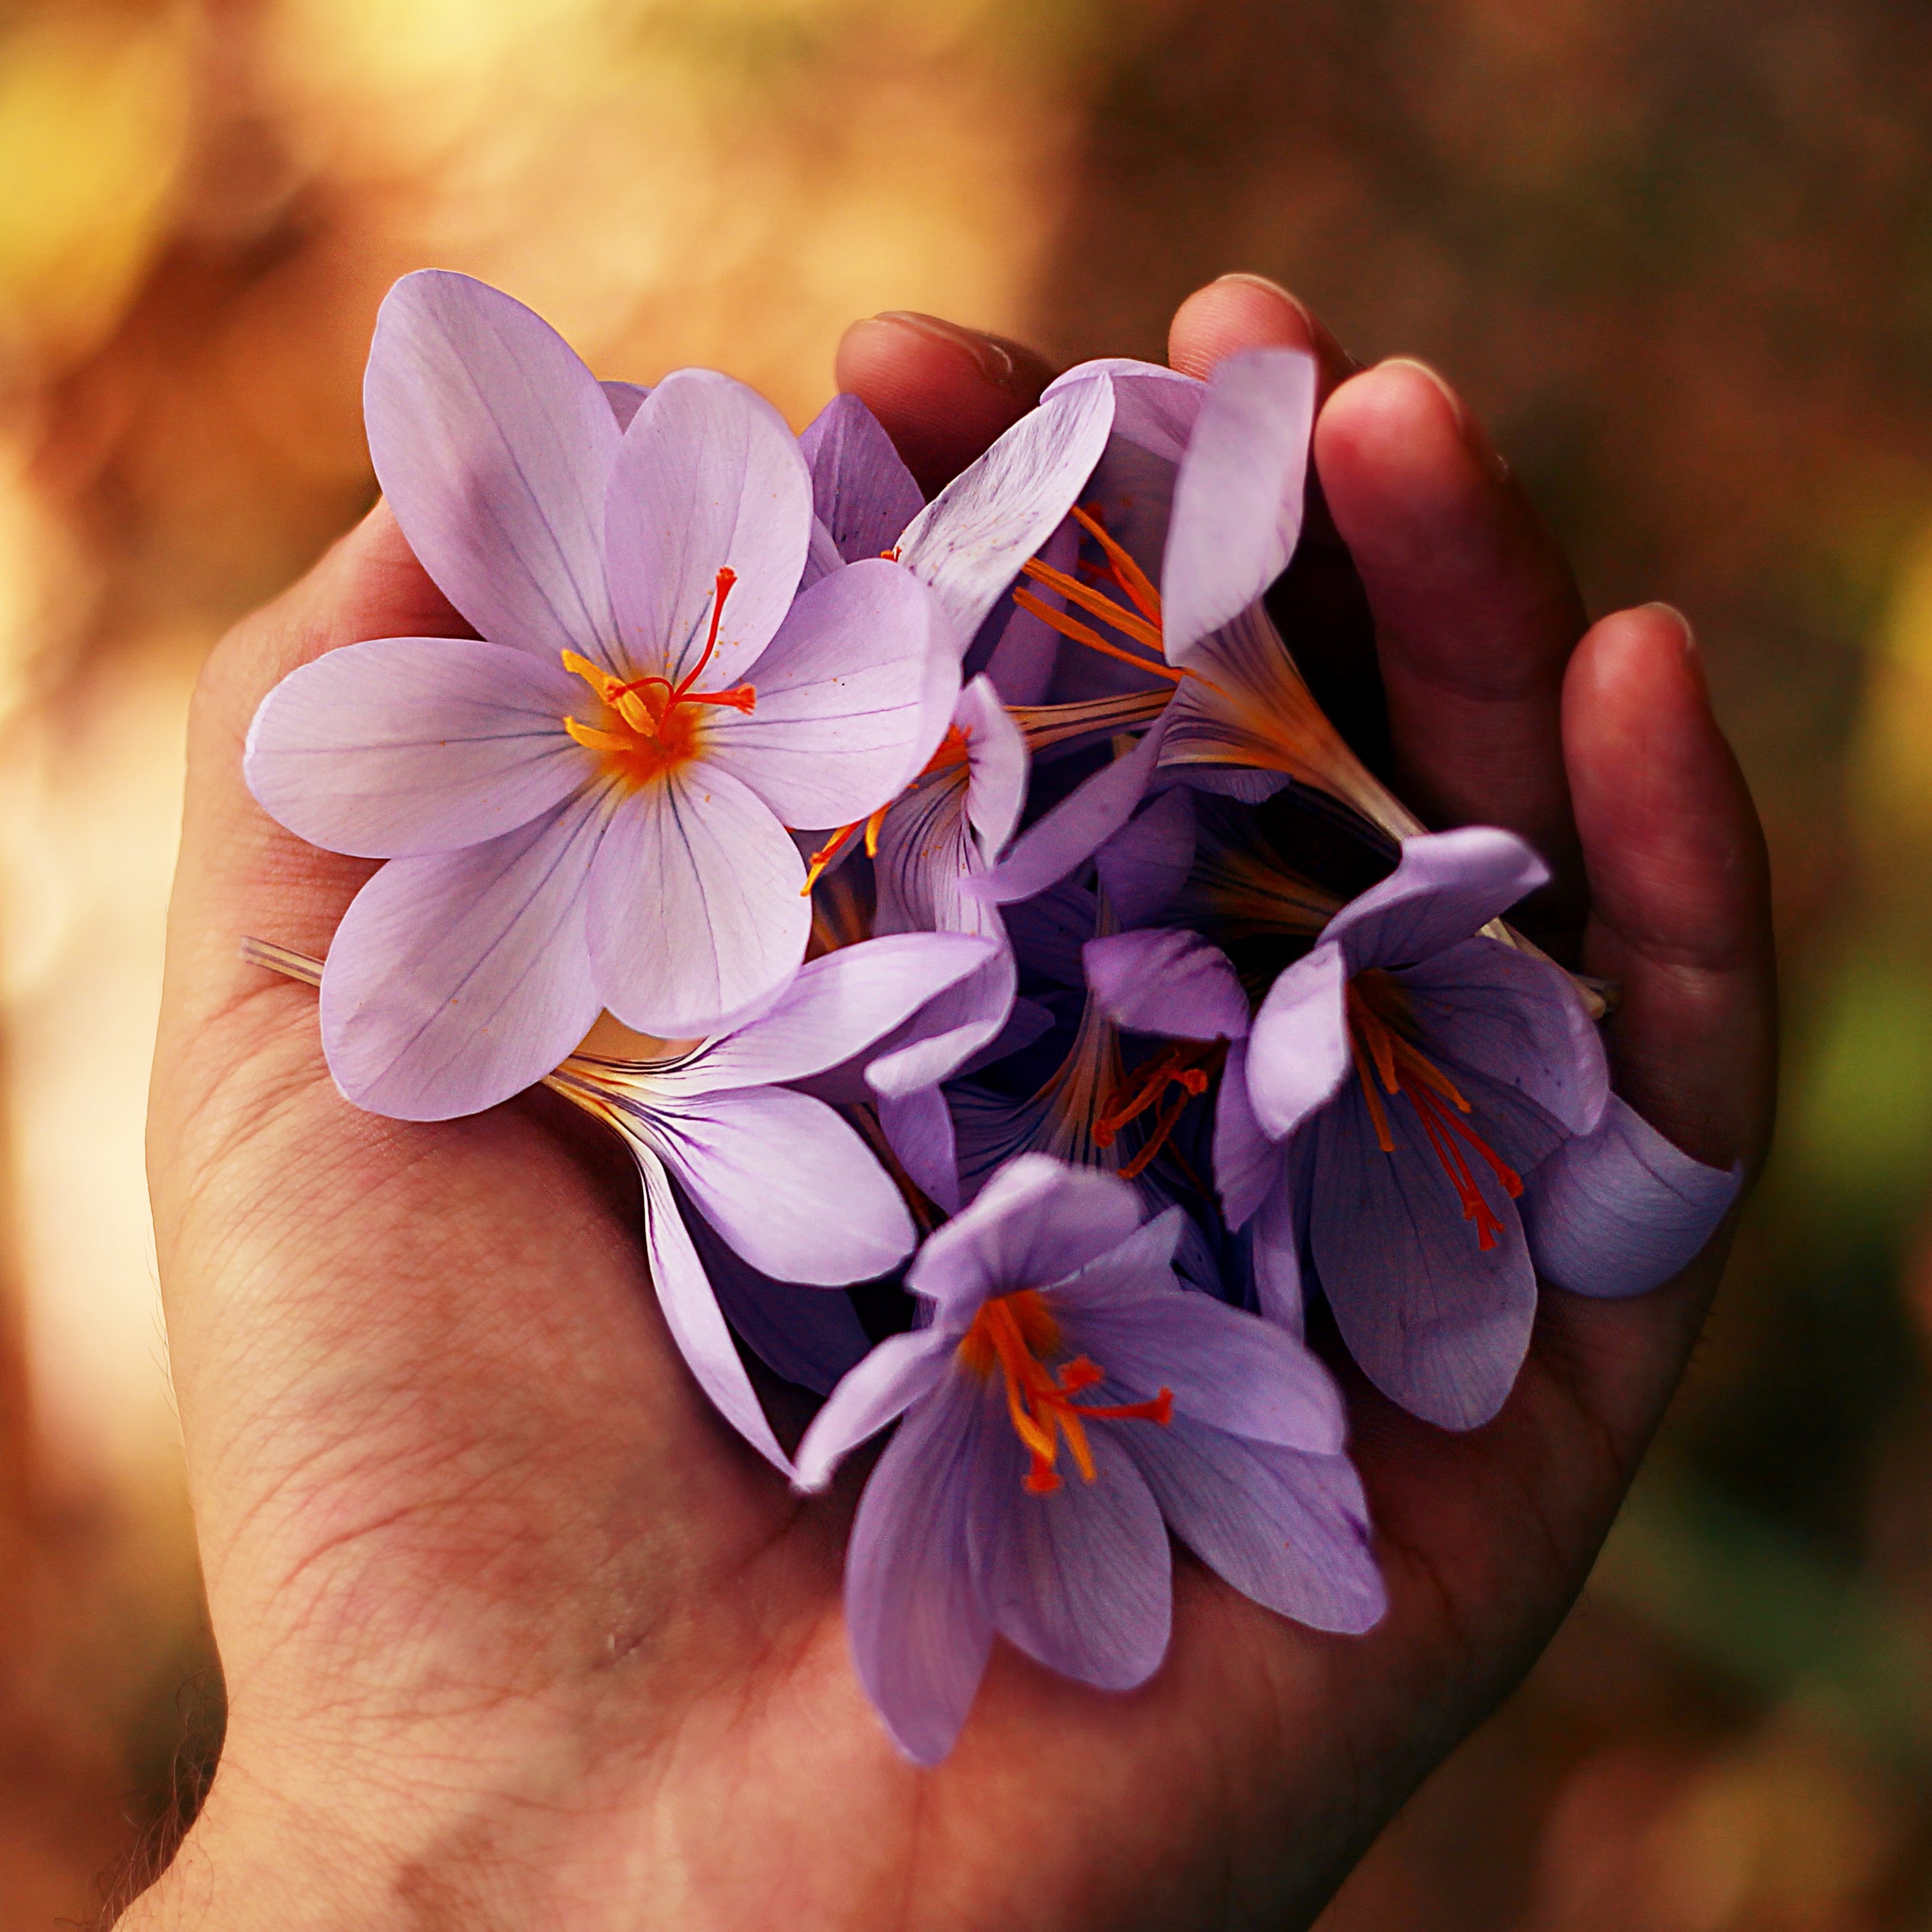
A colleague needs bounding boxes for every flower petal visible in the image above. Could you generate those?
[704,558,950,829]
[602,367,812,688]
[1126,1418,1384,1633]
[1096,786,1196,927]
[979,1423,1172,1692]
[246,636,589,858]
[960,675,1028,857]
[585,764,808,1037]
[1045,358,1204,464]
[1309,1073,1537,1430]
[845,1370,996,1765]
[1247,1167,1309,1332]
[897,376,1115,652]
[656,931,996,1094]
[319,798,604,1119]
[1399,936,1608,1136]
[635,1153,790,1471]
[800,391,925,563]
[876,1083,962,1214]
[1326,826,1549,973]
[1083,928,1250,1043]
[364,270,621,661]
[1522,1094,1743,1298]
[908,1154,1147,1315]
[644,1084,914,1286]
[601,379,651,429]
[1245,941,1352,1140]
[1213,1038,1284,1229]
[794,1327,954,1492]
[980,517,1073,705]
[1161,349,1317,661]
[864,948,1016,1096]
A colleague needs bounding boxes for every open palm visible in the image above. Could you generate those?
[130,279,1774,1931]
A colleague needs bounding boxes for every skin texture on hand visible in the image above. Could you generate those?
[126,277,1775,1931]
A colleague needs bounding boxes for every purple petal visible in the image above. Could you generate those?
[1045,358,1204,464]
[981,517,1073,704]
[864,948,1016,1098]
[1247,1170,1308,1332]
[661,932,995,1094]
[897,377,1115,651]
[980,1423,1172,1691]
[644,1085,913,1286]
[585,765,807,1037]
[636,1154,790,1471]
[960,676,1028,857]
[973,716,1169,907]
[705,558,951,829]
[1398,937,1608,1138]
[794,1327,954,1492]
[1214,1038,1283,1229]
[1309,1074,1537,1430]
[800,391,924,563]
[1083,928,1249,1043]
[364,271,620,661]
[1070,1281,1346,1452]
[246,636,588,859]
[601,379,651,429]
[877,1083,962,1214]
[800,518,845,591]
[1041,1205,1186,1308]
[908,1154,1146,1315]
[1161,349,1317,661]
[1522,1094,1743,1298]
[845,1370,995,1764]
[1326,827,1549,973]
[1096,786,1196,927]
[1126,1419,1384,1634]
[602,368,811,689]
[319,798,604,1119]
[1246,941,1352,1140]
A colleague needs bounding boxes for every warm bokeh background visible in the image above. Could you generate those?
[3,0,1931,1923]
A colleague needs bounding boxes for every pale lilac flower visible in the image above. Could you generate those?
[246,271,952,1120]
[794,1155,1384,1764]
[546,931,996,1471]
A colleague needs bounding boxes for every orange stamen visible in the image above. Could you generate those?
[1345,973,1524,1248]
[957,1290,1174,1495]
[1011,587,1186,684]
[1070,503,1163,623]
[1019,556,1167,655]
[1091,1039,1226,1180]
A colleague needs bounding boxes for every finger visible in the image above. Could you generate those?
[1566,602,1777,1173]
[833,311,1056,495]
[1315,361,1589,933]
[1167,271,1356,397]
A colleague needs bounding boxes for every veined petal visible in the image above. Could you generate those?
[981,518,1073,706]
[705,558,950,828]
[1247,1168,1309,1334]
[876,1084,962,1215]
[1213,1038,1283,1229]
[1161,349,1317,661]
[364,271,619,662]
[1096,786,1196,927]
[636,1153,790,1472]
[794,1328,954,1492]
[1246,941,1352,1140]
[319,798,604,1120]
[603,368,811,688]
[1310,1073,1537,1430]
[645,1083,914,1286]
[897,377,1115,652]
[980,1422,1171,1692]
[246,636,589,858]
[1045,358,1204,464]
[1041,1206,1186,1309]
[654,931,995,1094]
[973,717,1169,906]
[1083,927,1250,1043]
[586,765,808,1038]
[845,1370,995,1765]
[960,675,1028,857]
[601,379,651,429]
[1522,1094,1743,1298]
[1126,1419,1384,1634]
[800,391,924,563]
[1400,936,1608,1137]
[907,1154,1145,1315]
[1326,826,1549,973]
[864,948,1016,1097]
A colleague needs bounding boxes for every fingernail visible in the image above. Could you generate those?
[1380,357,1510,483]
[1213,271,1313,328]
[874,311,1027,393]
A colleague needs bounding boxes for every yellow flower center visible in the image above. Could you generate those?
[957,1287,1173,1495]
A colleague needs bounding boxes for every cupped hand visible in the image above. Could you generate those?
[128,277,1774,1931]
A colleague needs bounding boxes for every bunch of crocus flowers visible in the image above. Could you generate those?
[244,271,1742,1766]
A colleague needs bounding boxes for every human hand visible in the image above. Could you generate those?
[126,277,1773,1930]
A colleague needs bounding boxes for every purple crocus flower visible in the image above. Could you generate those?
[794,1155,1385,1764]
[246,271,953,1121]
[545,930,996,1471]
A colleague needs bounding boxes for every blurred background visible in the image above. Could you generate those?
[2,0,1930,1923]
